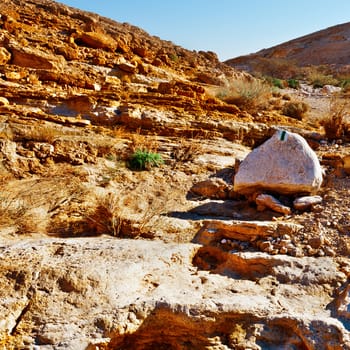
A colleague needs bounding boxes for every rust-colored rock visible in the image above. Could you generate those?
[10,45,64,70]
[76,31,117,51]
[0,47,11,65]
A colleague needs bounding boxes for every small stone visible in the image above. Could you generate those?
[323,246,336,257]
[308,235,324,249]
[260,241,273,252]
[279,246,288,254]
[279,239,291,247]
[255,194,291,215]
[293,195,322,211]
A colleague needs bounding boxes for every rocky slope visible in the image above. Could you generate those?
[1,1,350,349]
[225,21,350,72]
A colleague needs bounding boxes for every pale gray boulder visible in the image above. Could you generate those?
[234,130,323,195]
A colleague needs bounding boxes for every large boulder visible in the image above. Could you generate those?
[234,130,323,195]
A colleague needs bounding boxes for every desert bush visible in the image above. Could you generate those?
[321,95,349,140]
[287,79,300,89]
[264,76,284,89]
[128,149,164,170]
[282,100,309,120]
[12,125,62,143]
[171,138,201,165]
[340,79,350,93]
[216,78,271,113]
[303,67,338,88]
[86,192,124,236]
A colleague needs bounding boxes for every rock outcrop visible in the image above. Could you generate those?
[1,237,350,350]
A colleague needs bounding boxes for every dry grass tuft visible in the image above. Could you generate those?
[282,100,309,121]
[320,95,349,140]
[12,124,62,143]
[214,78,271,114]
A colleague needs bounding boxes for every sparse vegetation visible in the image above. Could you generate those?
[129,149,164,170]
[282,100,309,120]
[321,95,349,140]
[215,78,271,113]
[287,79,300,89]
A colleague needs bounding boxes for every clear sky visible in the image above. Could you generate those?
[58,0,350,61]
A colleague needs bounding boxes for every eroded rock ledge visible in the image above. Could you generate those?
[0,236,349,349]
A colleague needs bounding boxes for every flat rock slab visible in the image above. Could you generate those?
[0,236,348,349]
[194,220,303,245]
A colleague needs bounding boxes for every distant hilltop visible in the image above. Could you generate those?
[225,21,350,71]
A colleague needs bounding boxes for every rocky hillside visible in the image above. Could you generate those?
[225,21,350,72]
[1,1,350,349]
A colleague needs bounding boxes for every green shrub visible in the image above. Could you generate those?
[340,79,350,92]
[282,101,309,120]
[129,149,164,170]
[287,79,300,89]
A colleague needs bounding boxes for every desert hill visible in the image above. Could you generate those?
[225,21,350,72]
[1,1,350,349]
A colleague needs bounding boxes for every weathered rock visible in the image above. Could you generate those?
[294,195,323,211]
[117,60,138,73]
[194,219,303,245]
[10,45,64,70]
[234,130,323,195]
[0,237,349,350]
[0,47,11,65]
[335,282,350,319]
[255,193,292,214]
[0,96,9,106]
[190,178,230,199]
[76,31,117,51]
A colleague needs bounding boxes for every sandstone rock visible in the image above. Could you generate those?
[255,193,291,215]
[10,45,64,70]
[0,47,11,65]
[190,178,230,199]
[76,31,117,51]
[234,130,323,195]
[293,195,323,211]
[0,96,9,106]
[117,60,138,73]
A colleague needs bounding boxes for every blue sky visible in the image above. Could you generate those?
[58,1,350,61]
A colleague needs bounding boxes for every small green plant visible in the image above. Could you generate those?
[129,149,164,170]
[282,100,309,120]
[287,79,300,89]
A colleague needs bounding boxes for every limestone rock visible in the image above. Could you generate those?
[190,178,230,199]
[234,130,323,195]
[194,219,303,245]
[293,195,323,211]
[0,237,349,350]
[255,193,291,214]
